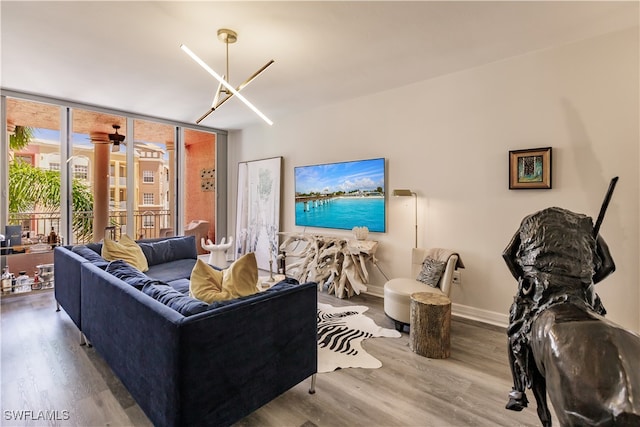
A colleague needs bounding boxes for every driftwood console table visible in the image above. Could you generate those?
[279,232,379,298]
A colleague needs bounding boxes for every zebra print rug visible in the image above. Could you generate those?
[317,303,401,373]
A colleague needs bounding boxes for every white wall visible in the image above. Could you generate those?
[228,28,639,332]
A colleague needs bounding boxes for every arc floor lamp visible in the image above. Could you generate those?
[393,189,418,248]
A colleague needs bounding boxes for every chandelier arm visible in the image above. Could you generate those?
[180,44,273,125]
[196,108,216,125]
[213,60,272,112]
[203,60,274,120]
[195,79,225,124]
[211,78,225,107]
[237,60,275,92]
[213,93,234,110]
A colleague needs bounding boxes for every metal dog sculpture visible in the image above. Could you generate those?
[502,178,640,426]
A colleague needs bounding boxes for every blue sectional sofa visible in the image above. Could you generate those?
[54,236,318,427]
[54,236,199,331]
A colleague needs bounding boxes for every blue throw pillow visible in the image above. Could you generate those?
[106,259,153,290]
[142,282,209,316]
[72,245,107,264]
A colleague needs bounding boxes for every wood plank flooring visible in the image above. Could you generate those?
[1,290,556,426]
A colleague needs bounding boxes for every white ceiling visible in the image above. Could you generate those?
[1,1,638,130]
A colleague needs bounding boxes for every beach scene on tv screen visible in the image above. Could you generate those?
[295,158,385,232]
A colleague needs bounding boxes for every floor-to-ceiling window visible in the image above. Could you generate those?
[70,109,126,243]
[2,92,226,291]
[133,119,176,240]
[1,98,62,277]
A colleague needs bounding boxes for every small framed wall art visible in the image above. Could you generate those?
[509,147,552,189]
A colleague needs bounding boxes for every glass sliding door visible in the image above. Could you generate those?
[2,97,62,275]
[184,128,216,254]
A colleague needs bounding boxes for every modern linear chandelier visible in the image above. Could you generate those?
[181,28,274,125]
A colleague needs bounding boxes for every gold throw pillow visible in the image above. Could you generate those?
[102,234,149,272]
[189,253,259,303]
[189,259,224,302]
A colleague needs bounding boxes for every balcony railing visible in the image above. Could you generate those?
[6,210,174,245]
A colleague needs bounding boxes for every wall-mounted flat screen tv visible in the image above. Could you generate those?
[294,157,386,232]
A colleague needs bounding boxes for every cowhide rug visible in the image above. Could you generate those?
[317,303,401,373]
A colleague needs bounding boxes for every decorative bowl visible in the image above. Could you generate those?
[352,226,369,240]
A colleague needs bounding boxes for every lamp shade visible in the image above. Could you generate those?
[393,189,414,197]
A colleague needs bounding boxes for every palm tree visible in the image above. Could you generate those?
[9,125,33,151]
[8,127,94,241]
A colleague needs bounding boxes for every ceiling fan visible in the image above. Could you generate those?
[181,28,274,125]
[109,124,125,152]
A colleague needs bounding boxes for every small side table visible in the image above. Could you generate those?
[257,274,286,291]
[409,292,451,359]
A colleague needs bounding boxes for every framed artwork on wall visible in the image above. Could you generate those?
[235,156,282,270]
[509,147,552,190]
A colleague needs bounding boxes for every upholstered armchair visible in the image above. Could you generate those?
[384,248,464,332]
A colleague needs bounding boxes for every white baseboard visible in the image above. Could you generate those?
[365,287,507,328]
[364,285,384,298]
[452,303,508,328]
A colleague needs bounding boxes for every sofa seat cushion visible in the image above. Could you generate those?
[102,234,149,272]
[167,278,190,294]
[142,282,209,316]
[138,236,197,266]
[146,258,197,283]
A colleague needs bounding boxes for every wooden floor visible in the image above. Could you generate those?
[0,290,556,427]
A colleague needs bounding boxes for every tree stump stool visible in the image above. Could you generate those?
[409,292,451,358]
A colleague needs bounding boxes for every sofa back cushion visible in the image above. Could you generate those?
[205,277,300,311]
[143,276,300,317]
[72,245,108,264]
[142,282,209,316]
[85,242,103,255]
[106,260,155,290]
[138,236,197,267]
